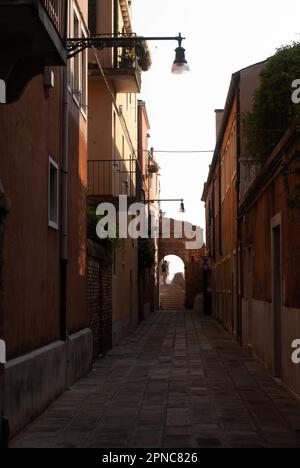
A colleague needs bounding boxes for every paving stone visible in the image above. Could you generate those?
[12,310,300,449]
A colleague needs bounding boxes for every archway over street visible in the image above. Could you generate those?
[158,217,206,309]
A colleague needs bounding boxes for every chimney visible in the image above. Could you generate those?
[215,109,224,141]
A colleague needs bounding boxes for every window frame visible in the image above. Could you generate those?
[48,156,59,230]
[68,0,88,117]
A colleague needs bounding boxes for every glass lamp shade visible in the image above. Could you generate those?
[171,62,190,74]
[172,46,190,74]
[179,200,186,213]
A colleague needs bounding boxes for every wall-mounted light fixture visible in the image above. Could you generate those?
[67,33,189,75]
[147,198,186,214]
[171,34,190,74]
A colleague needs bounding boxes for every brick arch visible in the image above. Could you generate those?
[159,252,188,268]
[158,217,206,309]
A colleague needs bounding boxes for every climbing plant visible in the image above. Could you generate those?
[87,204,121,251]
[138,237,156,269]
[244,42,300,164]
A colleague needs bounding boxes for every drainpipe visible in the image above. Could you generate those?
[113,0,119,68]
[236,78,243,344]
[60,1,69,384]
[0,180,10,448]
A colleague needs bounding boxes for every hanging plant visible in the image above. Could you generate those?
[119,40,152,72]
[135,40,152,72]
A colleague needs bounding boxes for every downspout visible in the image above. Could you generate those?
[60,0,69,385]
[236,78,243,344]
[113,0,119,68]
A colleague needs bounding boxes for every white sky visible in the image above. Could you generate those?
[164,255,185,283]
[133,0,300,231]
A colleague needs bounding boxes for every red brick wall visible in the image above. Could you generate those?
[87,241,112,361]
[159,218,205,310]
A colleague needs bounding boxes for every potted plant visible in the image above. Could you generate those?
[136,40,152,72]
[120,47,136,68]
[148,162,159,174]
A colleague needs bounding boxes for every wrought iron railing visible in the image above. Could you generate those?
[41,0,65,37]
[88,159,141,199]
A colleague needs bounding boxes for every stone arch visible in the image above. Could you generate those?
[158,217,206,309]
[158,251,188,268]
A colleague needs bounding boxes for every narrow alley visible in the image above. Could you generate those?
[12,311,300,449]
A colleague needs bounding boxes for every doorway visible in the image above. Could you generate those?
[159,255,185,310]
[247,246,253,348]
[272,223,282,378]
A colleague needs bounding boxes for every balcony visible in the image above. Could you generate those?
[104,57,142,94]
[90,54,142,94]
[88,159,141,203]
[0,0,67,103]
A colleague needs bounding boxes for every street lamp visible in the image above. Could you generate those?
[179,199,186,213]
[67,33,190,74]
[147,198,186,214]
[171,35,190,75]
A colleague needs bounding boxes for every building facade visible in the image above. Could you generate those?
[239,125,300,397]
[202,61,266,337]
[203,60,300,398]
[0,0,91,437]
[87,0,142,347]
[138,100,160,319]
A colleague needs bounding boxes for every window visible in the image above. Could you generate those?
[49,157,59,229]
[73,12,80,95]
[68,1,88,112]
[81,33,87,109]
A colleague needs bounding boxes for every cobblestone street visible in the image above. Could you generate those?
[12,311,300,448]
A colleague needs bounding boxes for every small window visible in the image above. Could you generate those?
[49,157,59,229]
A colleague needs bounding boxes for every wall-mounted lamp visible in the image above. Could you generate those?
[171,34,190,75]
[147,198,186,214]
[179,199,186,213]
[67,33,190,75]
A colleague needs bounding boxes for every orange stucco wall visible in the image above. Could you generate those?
[0,71,62,358]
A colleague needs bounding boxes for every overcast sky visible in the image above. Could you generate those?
[133,0,300,231]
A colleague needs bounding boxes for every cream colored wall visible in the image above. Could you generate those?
[88,79,113,162]
[95,0,132,69]
[282,307,300,398]
[242,299,273,368]
[242,298,300,398]
[112,236,139,345]
[89,2,140,344]
[95,0,114,68]
[112,89,139,340]
[76,0,88,22]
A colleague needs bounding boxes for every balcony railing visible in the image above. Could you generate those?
[0,0,66,102]
[89,40,142,93]
[88,159,141,200]
[41,0,65,37]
